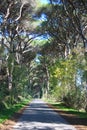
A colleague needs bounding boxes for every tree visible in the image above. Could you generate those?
[35,0,87,110]
[0,0,39,106]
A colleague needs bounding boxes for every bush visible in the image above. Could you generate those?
[63,89,84,110]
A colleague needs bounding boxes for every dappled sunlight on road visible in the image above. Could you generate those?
[14,121,76,130]
[13,99,76,130]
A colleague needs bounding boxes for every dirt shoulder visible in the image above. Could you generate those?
[48,104,87,130]
[0,102,87,130]
[0,104,28,130]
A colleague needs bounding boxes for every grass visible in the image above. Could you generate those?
[0,99,31,124]
[48,101,87,118]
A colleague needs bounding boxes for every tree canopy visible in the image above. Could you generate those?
[0,0,87,112]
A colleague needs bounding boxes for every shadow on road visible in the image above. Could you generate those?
[13,99,76,130]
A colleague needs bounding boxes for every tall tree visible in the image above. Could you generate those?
[0,0,39,106]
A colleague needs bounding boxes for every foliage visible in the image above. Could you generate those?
[0,0,38,109]
[0,98,31,123]
[48,48,87,110]
[0,0,87,113]
[48,101,87,118]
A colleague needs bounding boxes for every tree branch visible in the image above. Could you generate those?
[15,3,25,22]
[4,2,13,21]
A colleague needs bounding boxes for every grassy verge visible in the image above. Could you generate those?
[0,98,31,124]
[47,100,87,118]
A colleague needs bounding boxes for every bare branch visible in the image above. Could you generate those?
[15,3,25,22]
[4,1,13,21]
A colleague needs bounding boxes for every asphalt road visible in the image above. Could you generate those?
[13,99,77,130]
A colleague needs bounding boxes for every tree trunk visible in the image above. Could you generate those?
[45,64,50,98]
[7,54,14,105]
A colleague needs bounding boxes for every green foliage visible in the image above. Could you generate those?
[63,89,85,109]
[0,98,31,123]
[12,63,31,99]
[0,0,87,114]
[48,49,87,110]
[49,102,87,118]
[32,39,48,47]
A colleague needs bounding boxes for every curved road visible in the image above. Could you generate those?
[13,99,76,130]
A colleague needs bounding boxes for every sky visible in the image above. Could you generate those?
[41,0,48,4]
[41,0,62,5]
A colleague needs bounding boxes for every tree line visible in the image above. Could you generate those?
[35,0,87,111]
[0,0,87,112]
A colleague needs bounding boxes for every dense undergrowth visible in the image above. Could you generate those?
[0,98,31,124]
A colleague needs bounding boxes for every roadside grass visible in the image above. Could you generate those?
[47,100,87,118]
[0,99,31,124]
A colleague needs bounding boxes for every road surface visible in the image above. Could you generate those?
[13,99,76,130]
